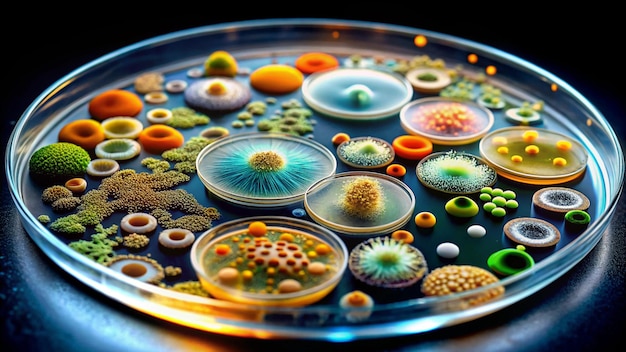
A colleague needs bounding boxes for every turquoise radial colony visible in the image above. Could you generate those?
[196,133,337,207]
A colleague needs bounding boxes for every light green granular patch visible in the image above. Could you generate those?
[167,107,210,128]
[68,224,120,264]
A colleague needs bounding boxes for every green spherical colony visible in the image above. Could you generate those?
[29,142,91,181]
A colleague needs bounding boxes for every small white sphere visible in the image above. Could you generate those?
[436,242,460,259]
[467,224,487,238]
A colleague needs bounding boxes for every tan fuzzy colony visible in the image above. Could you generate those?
[421,265,504,306]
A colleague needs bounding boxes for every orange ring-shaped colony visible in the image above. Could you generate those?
[392,135,433,160]
[295,52,339,74]
[88,89,144,121]
[138,124,184,154]
[58,119,106,150]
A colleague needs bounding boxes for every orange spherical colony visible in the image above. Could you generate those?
[249,64,304,94]
[137,124,184,154]
[295,52,339,74]
[88,89,144,121]
[58,119,106,150]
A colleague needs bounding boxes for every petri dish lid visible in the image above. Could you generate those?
[304,171,415,236]
[301,67,413,120]
[196,132,337,207]
[400,96,494,145]
[478,126,589,185]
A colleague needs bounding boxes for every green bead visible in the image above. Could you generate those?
[491,188,504,197]
[483,202,497,212]
[480,186,493,195]
[492,196,507,207]
[502,190,517,199]
[479,193,492,202]
[491,207,507,217]
[505,199,519,209]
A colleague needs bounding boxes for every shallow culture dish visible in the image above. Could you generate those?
[5,19,624,341]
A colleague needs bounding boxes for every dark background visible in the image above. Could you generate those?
[2,4,624,352]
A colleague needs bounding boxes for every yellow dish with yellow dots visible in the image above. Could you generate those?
[479,126,588,185]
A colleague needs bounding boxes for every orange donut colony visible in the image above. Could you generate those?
[58,119,106,150]
[88,89,144,121]
[137,124,184,154]
[295,52,339,74]
[249,64,304,94]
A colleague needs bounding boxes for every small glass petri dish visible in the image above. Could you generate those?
[478,126,589,185]
[336,136,395,169]
[304,171,415,236]
[399,97,494,145]
[416,150,497,194]
[196,132,337,207]
[190,216,348,307]
[301,67,413,120]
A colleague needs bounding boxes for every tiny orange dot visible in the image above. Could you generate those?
[386,163,407,177]
[525,145,540,155]
[332,31,340,39]
[331,132,350,145]
[511,155,523,163]
[414,35,428,47]
[467,53,478,64]
[486,65,497,75]
[553,157,567,166]
[551,83,558,92]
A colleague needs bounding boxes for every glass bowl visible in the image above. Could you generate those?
[5,18,624,340]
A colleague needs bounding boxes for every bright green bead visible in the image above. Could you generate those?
[491,207,507,217]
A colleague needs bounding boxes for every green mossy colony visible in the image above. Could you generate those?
[444,196,479,218]
[349,236,428,288]
[487,246,535,276]
[416,151,497,194]
[48,169,220,236]
[337,136,395,169]
[29,142,91,182]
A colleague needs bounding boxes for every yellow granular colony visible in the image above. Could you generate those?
[248,151,284,172]
[421,265,504,306]
[497,146,509,154]
[341,177,384,220]
[511,155,523,163]
[123,233,150,249]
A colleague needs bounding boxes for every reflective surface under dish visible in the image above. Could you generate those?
[301,67,413,120]
[196,132,337,207]
[304,171,416,236]
[400,97,495,145]
[5,19,624,341]
[479,126,589,185]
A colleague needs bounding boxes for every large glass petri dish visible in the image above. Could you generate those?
[5,18,624,341]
